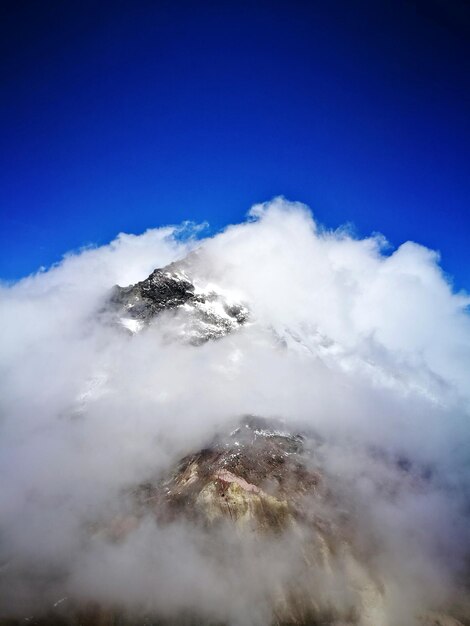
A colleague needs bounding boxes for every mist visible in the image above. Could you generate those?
[1,198,469,625]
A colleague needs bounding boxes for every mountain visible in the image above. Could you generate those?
[2,257,468,626]
[107,255,248,343]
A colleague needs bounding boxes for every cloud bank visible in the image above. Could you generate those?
[0,198,469,624]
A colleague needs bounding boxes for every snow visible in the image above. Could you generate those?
[120,318,144,334]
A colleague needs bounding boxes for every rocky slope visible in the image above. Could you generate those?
[4,417,468,626]
[114,417,469,626]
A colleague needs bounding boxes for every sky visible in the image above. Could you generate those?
[0,0,469,287]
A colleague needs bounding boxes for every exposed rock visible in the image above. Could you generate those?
[109,265,198,323]
[142,417,319,535]
[106,259,248,344]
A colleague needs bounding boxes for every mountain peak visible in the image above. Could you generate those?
[107,256,248,344]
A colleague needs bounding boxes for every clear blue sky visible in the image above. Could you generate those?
[1,1,469,287]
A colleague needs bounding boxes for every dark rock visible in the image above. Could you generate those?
[105,260,248,343]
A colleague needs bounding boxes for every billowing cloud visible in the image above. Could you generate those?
[0,198,469,624]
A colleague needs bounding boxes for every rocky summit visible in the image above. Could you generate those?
[107,258,248,343]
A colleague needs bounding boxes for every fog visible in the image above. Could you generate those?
[0,198,469,624]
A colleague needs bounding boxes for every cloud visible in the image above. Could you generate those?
[0,198,469,624]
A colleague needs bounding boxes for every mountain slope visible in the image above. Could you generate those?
[1,255,469,626]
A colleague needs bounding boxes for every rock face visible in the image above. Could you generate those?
[107,259,248,343]
[143,417,319,533]
[111,266,198,322]
[133,418,366,625]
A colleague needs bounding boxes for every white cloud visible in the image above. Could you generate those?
[0,198,468,623]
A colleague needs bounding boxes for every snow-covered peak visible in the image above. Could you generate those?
[106,258,248,344]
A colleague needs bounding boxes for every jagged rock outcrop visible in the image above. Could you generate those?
[107,258,248,343]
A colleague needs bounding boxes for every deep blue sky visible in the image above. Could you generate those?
[1,1,469,287]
